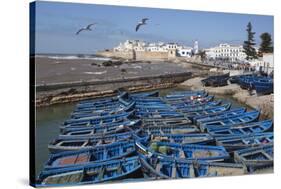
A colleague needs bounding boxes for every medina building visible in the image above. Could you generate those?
[205,43,246,62]
[113,40,195,58]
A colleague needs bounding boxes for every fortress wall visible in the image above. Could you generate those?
[135,51,169,61]
[95,50,134,60]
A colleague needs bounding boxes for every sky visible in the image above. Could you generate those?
[32,1,274,54]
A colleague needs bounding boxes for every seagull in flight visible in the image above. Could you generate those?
[135,18,149,32]
[76,23,96,35]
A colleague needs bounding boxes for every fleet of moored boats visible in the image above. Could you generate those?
[202,73,273,96]
[37,90,273,186]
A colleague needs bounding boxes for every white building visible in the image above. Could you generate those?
[113,40,195,57]
[177,47,193,57]
[114,40,146,52]
[205,43,246,62]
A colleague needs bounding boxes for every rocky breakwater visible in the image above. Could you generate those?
[180,77,273,119]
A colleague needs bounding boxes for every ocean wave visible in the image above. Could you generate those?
[84,71,107,75]
[36,55,111,61]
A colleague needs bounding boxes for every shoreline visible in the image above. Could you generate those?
[36,72,192,107]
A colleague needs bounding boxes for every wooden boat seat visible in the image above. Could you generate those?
[58,154,90,166]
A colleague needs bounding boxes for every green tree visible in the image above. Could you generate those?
[258,32,273,56]
[243,22,258,60]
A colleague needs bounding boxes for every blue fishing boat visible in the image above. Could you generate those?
[168,90,206,95]
[131,96,164,102]
[76,96,118,107]
[238,76,273,95]
[253,81,273,95]
[37,156,142,186]
[171,100,221,109]
[215,132,273,151]
[177,100,224,112]
[59,120,141,139]
[234,144,273,171]
[74,102,126,113]
[63,111,135,127]
[48,131,148,153]
[183,103,232,119]
[167,95,214,106]
[201,73,230,87]
[44,140,136,170]
[143,125,199,135]
[135,110,183,119]
[199,110,260,132]
[139,155,246,179]
[150,133,214,145]
[76,99,120,109]
[71,102,135,119]
[165,91,208,100]
[207,120,273,136]
[130,91,159,98]
[60,118,131,132]
[136,141,229,162]
[193,107,247,125]
[193,160,246,177]
[143,117,192,126]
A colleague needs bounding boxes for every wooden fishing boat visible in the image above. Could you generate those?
[234,144,273,171]
[182,103,232,119]
[143,125,199,135]
[215,132,273,151]
[48,131,148,153]
[44,140,136,170]
[199,110,260,132]
[150,133,214,145]
[63,111,134,127]
[136,141,229,162]
[139,155,246,179]
[194,107,247,125]
[59,120,141,139]
[37,156,142,186]
[207,120,273,136]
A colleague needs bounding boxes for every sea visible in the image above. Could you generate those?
[34,53,111,61]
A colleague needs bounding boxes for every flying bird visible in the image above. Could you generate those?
[76,23,96,35]
[135,18,149,32]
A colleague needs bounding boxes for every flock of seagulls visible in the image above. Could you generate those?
[76,18,149,35]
